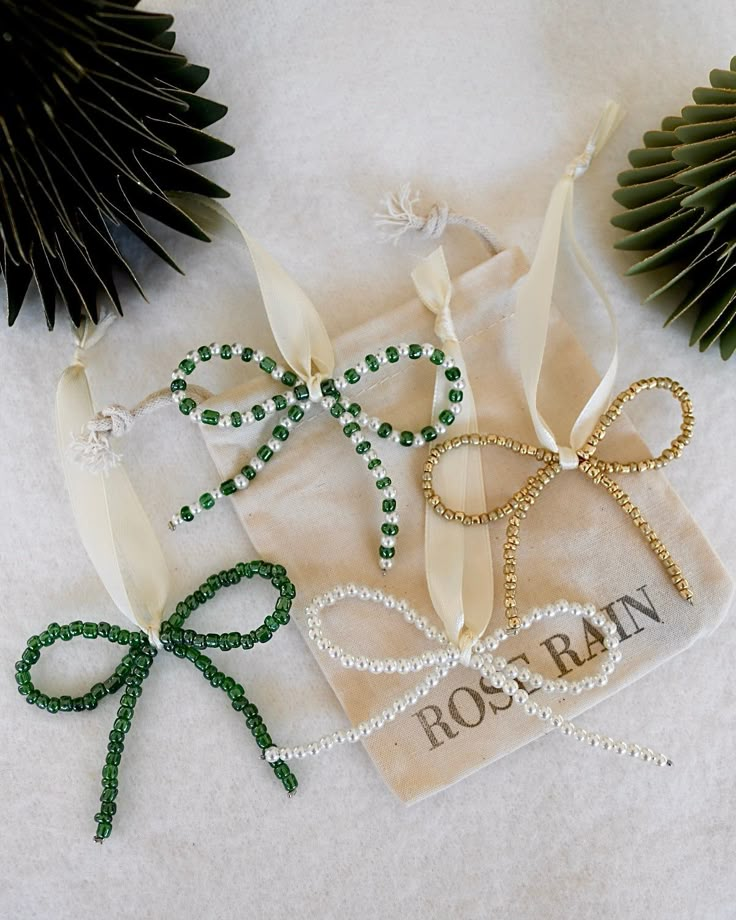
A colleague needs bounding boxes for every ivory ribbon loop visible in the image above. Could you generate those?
[412,247,494,643]
[516,101,624,457]
[56,333,170,640]
[172,194,336,401]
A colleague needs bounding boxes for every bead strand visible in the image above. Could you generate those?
[264,588,671,768]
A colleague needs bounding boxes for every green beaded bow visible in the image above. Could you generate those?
[168,341,465,571]
[15,560,298,843]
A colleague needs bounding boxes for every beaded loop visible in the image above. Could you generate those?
[169,341,464,571]
[263,586,671,768]
[423,377,695,631]
[16,560,298,843]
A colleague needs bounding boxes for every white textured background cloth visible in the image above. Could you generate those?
[1,2,734,917]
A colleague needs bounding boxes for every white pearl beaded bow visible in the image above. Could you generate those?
[265,586,672,767]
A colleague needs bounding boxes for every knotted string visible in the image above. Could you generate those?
[424,376,696,632]
[15,560,299,842]
[262,585,672,769]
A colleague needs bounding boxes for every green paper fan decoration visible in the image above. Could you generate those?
[0,0,234,330]
[612,56,736,360]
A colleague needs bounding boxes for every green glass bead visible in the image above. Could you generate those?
[98,622,111,637]
[194,657,209,673]
[46,698,60,714]
[117,629,130,645]
[380,546,396,559]
[377,422,392,438]
[36,694,50,710]
[113,718,130,733]
[228,683,245,701]
[46,623,60,639]
[102,764,118,781]
[382,499,396,513]
[320,378,338,396]
[230,410,243,428]
[200,492,215,510]
[109,625,120,641]
[274,762,290,780]
[288,405,304,422]
[386,346,399,363]
[283,774,298,794]
[274,394,287,411]
[257,445,273,462]
[294,384,309,400]
[376,477,391,489]
[445,366,461,381]
[25,689,39,704]
[15,671,30,686]
[273,609,290,625]
[100,788,118,804]
[17,685,31,697]
[202,633,217,648]
[399,430,414,446]
[82,622,98,639]
[273,425,289,441]
[255,625,271,643]
[409,343,423,359]
[221,675,235,693]
[365,354,380,371]
[281,582,296,598]
[241,465,257,481]
[179,358,196,375]
[210,672,223,688]
[109,729,124,743]
[258,562,273,577]
[241,633,255,649]
[356,440,371,454]
[347,403,361,417]
[220,344,232,360]
[39,630,53,646]
[243,703,258,717]
[344,368,360,384]
[206,576,220,592]
[449,389,463,403]
[430,348,445,365]
[177,506,193,524]
[59,625,72,641]
[80,693,95,710]
[22,647,39,664]
[106,752,122,767]
[276,596,292,612]
[246,714,263,730]
[26,635,41,650]
[241,346,254,362]
[265,615,279,633]
[203,665,218,681]
[342,422,359,437]
[107,740,124,754]
[197,345,212,362]
[421,426,438,442]
[256,732,273,749]
[227,568,241,585]
[179,398,196,416]
[259,356,277,374]
[99,801,117,817]
[91,683,107,701]
[59,696,72,711]
[170,378,187,392]
[221,479,237,496]
[252,404,266,421]
[70,620,83,636]
[95,820,112,840]
[382,523,399,536]
[232,698,246,712]
[104,676,123,695]
[272,564,286,578]
[281,370,297,387]
[201,408,220,426]
[439,409,455,426]
[235,562,249,577]
[330,402,344,418]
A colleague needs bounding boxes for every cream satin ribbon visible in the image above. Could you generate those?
[171,195,335,401]
[516,101,624,468]
[56,322,170,642]
[411,248,494,650]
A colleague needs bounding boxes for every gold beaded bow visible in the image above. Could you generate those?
[422,377,695,632]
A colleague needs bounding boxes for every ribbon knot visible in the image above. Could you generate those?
[15,560,299,842]
[423,376,696,632]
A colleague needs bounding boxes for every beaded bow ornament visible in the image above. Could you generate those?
[423,376,695,632]
[258,584,672,769]
[15,560,298,842]
[168,340,466,571]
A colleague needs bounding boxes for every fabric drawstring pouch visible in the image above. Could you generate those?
[58,105,733,803]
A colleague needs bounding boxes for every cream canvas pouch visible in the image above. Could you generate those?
[198,236,733,801]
